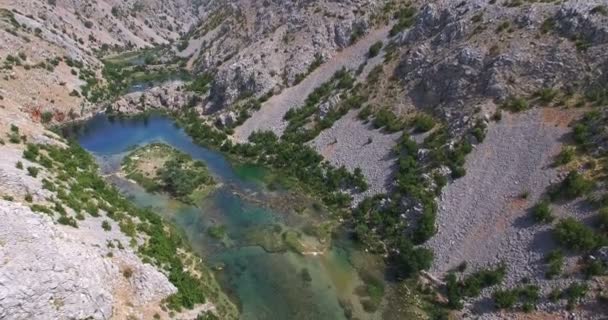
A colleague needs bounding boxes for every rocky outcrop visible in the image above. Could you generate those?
[392,0,608,125]
[111,81,198,114]
[182,0,382,107]
[0,200,176,319]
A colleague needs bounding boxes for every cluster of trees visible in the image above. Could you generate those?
[157,153,214,201]
[181,113,367,210]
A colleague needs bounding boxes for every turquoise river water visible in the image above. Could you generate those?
[67,114,388,320]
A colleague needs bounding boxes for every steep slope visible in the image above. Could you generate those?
[179,0,388,108]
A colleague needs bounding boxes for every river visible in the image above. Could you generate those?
[65,113,388,320]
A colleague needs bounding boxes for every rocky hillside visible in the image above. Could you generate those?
[178,0,387,108]
[2,0,608,319]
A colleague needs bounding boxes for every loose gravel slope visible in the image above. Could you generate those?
[233,25,392,142]
[426,108,575,284]
[309,110,402,203]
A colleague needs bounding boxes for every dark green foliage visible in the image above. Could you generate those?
[541,18,555,34]
[554,218,603,252]
[15,161,23,169]
[373,108,403,132]
[157,154,214,200]
[535,88,558,103]
[502,96,529,112]
[562,282,588,309]
[461,265,507,298]
[445,265,507,309]
[207,225,226,239]
[102,220,112,231]
[57,215,78,228]
[544,249,564,279]
[583,259,606,279]
[196,312,220,320]
[493,285,539,311]
[368,41,383,58]
[389,7,416,36]
[445,273,463,309]
[413,114,435,133]
[549,171,593,201]
[555,147,575,166]
[599,207,608,231]
[187,73,213,94]
[27,166,39,177]
[531,200,553,224]
[391,238,433,279]
[41,111,53,123]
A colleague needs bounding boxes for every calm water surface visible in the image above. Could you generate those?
[69,114,384,320]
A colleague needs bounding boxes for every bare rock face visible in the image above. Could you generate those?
[392,0,608,123]
[0,200,176,320]
[184,0,381,107]
[111,81,197,114]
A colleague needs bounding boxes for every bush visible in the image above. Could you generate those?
[563,283,588,309]
[502,96,529,112]
[599,207,608,231]
[368,41,383,58]
[461,265,507,297]
[413,114,435,133]
[102,220,111,231]
[555,147,575,166]
[544,249,563,279]
[41,111,53,124]
[16,161,23,169]
[552,171,594,201]
[57,215,78,228]
[531,200,553,223]
[493,285,539,311]
[27,166,39,177]
[554,218,601,252]
[84,20,93,29]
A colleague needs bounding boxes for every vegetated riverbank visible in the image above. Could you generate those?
[67,112,411,320]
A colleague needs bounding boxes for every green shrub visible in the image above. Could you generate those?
[445,273,463,309]
[207,225,226,239]
[562,282,588,309]
[15,161,23,169]
[27,166,39,177]
[555,147,575,166]
[583,259,606,279]
[553,218,601,252]
[41,111,53,124]
[549,171,593,201]
[531,200,553,223]
[502,96,529,112]
[57,215,78,228]
[493,285,539,311]
[544,249,563,279]
[368,41,383,58]
[413,114,435,133]
[461,264,507,297]
[599,207,608,231]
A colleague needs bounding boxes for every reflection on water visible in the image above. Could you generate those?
[70,113,385,320]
